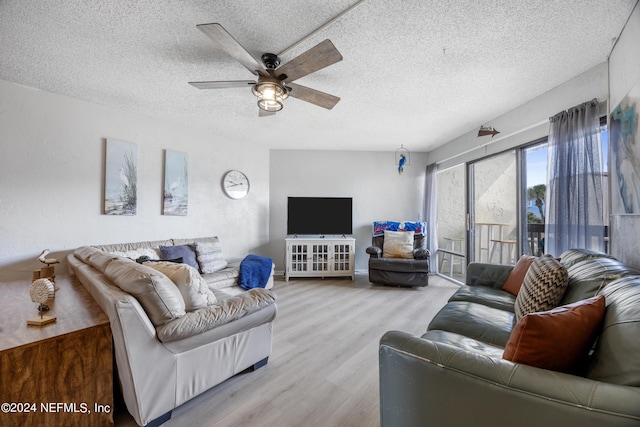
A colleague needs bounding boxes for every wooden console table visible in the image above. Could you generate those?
[0,275,113,427]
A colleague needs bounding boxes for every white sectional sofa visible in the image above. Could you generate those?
[67,237,277,427]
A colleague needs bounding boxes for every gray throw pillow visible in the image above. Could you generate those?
[195,240,228,274]
[159,244,199,270]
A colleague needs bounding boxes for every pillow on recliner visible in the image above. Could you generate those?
[382,230,414,259]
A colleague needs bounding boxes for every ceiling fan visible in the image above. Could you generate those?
[189,23,343,116]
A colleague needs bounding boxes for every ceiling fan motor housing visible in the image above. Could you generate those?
[261,53,281,70]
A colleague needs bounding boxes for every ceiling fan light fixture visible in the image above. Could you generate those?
[252,80,289,112]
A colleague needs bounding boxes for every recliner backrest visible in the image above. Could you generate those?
[372,233,426,253]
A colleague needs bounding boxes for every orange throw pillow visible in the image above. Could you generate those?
[503,295,605,373]
[502,255,536,296]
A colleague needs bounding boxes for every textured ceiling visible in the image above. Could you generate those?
[0,0,636,152]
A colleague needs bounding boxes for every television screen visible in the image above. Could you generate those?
[287,197,353,235]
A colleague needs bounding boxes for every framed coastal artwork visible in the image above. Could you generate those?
[163,149,188,215]
[104,138,137,215]
[610,79,640,214]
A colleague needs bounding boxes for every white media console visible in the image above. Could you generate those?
[285,236,356,281]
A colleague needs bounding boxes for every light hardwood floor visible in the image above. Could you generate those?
[115,274,459,427]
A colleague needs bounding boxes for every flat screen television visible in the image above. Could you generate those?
[287,197,353,235]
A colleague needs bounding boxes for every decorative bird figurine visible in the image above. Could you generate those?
[37,249,59,266]
[398,153,407,175]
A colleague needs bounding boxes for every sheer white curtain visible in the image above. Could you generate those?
[424,163,438,273]
[545,99,605,256]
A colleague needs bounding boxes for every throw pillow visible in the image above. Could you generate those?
[104,258,186,326]
[514,254,569,322]
[382,230,414,259]
[195,240,228,274]
[502,255,536,296]
[159,244,199,270]
[503,295,605,373]
[109,247,160,261]
[144,261,217,310]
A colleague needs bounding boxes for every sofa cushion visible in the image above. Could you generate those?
[559,248,617,269]
[587,275,640,386]
[94,239,173,254]
[561,257,638,306]
[448,285,516,313]
[155,288,277,342]
[427,301,515,347]
[514,255,568,322]
[502,255,536,296]
[382,230,414,259]
[104,257,186,326]
[159,244,199,270]
[421,330,505,359]
[202,266,240,289]
[144,261,216,310]
[503,295,605,373]
[109,247,160,260]
[87,250,120,271]
[74,246,98,263]
[465,262,512,289]
[195,240,228,273]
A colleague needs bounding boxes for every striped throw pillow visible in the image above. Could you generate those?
[515,254,569,322]
[195,240,228,274]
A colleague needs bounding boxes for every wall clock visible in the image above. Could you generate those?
[222,170,250,199]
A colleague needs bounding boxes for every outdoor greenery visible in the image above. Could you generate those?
[527,184,546,223]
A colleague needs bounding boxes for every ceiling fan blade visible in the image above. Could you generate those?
[259,109,276,117]
[277,39,343,83]
[196,23,268,77]
[287,83,340,110]
[189,80,255,89]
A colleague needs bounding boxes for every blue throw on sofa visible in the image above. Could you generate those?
[239,254,273,290]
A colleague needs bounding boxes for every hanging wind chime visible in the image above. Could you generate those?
[395,145,410,175]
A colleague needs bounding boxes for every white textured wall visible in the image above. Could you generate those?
[609,2,640,268]
[0,79,270,281]
[268,150,428,273]
[428,62,609,169]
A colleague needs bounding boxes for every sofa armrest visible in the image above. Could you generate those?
[379,331,640,427]
[466,262,513,288]
[366,246,382,258]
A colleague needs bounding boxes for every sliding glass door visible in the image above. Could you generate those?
[468,150,518,265]
[436,164,466,281]
[521,141,548,256]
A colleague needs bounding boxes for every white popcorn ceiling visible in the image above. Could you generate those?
[0,0,636,151]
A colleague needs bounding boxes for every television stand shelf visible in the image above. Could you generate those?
[285,236,355,281]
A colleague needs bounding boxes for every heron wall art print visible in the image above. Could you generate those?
[163,149,188,216]
[104,138,137,215]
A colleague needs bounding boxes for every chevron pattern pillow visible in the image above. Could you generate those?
[515,255,569,322]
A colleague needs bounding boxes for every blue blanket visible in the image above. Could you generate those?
[238,254,273,290]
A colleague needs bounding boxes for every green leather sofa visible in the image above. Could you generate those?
[380,249,640,426]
